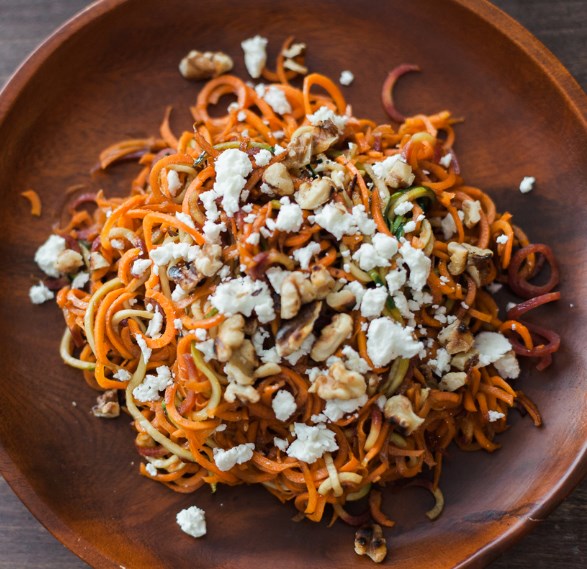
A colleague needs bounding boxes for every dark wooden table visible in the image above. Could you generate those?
[0,0,585,567]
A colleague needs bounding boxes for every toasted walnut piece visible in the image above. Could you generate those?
[167,262,202,292]
[296,177,333,210]
[282,42,306,59]
[447,242,468,276]
[194,244,223,277]
[310,266,336,299]
[55,249,84,273]
[438,371,468,392]
[310,313,353,362]
[283,58,308,74]
[462,243,493,287]
[224,382,260,404]
[224,340,258,385]
[262,163,294,196]
[92,390,120,419]
[450,349,477,371]
[309,361,367,400]
[354,524,387,564]
[312,121,340,154]
[254,362,282,378]
[383,394,424,435]
[437,319,474,355]
[284,126,314,168]
[280,272,317,319]
[179,50,233,80]
[215,315,245,362]
[276,301,322,357]
[382,160,415,189]
[462,199,482,228]
[326,289,356,311]
[90,252,109,271]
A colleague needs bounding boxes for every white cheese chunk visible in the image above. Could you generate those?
[212,149,253,217]
[339,70,354,86]
[176,506,206,538]
[213,442,255,471]
[286,423,339,463]
[241,35,267,79]
[272,390,297,421]
[29,282,54,304]
[366,318,423,367]
[34,235,66,277]
[519,176,535,193]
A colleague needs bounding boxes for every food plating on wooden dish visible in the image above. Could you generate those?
[29,36,560,563]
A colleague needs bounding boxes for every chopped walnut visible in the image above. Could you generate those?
[254,362,282,378]
[437,319,474,355]
[438,371,468,392]
[450,349,477,371]
[194,243,223,277]
[354,524,387,564]
[90,252,109,271]
[92,390,120,419]
[310,313,353,362]
[383,394,424,435]
[284,126,314,168]
[309,361,367,400]
[167,262,201,292]
[381,159,415,189]
[215,315,245,362]
[179,50,233,80]
[326,289,356,311]
[296,177,333,210]
[262,163,294,196]
[312,121,340,154]
[223,340,258,385]
[463,243,493,287]
[462,199,482,228]
[55,249,84,274]
[224,382,259,404]
[276,301,322,357]
[310,266,336,299]
[280,272,317,319]
[447,242,468,276]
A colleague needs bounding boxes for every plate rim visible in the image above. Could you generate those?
[0,0,585,567]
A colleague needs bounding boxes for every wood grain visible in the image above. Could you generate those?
[0,0,585,568]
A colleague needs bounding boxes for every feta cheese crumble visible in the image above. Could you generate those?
[213,442,255,471]
[339,70,354,86]
[29,282,54,304]
[366,318,423,367]
[176,506,206,538]
[210,276,275,323]
[519,176,535,194]
[241,35,268,79]
[272,390,297,421]
[307,106,348,133]
[488,410,505,422]
[293,241,321,270]
[132,365,173,402]
[34,234,66,277]
[213,149,253,217]
[286,423,339,463]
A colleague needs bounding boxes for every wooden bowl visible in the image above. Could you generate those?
[0,0,585,567]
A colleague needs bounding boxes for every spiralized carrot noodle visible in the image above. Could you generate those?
[30,38,560,547]
[21,189,42,216]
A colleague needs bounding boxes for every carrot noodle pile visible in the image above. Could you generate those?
[33,39,561,538]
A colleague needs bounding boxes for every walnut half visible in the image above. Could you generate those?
[179,50,233,80]
[354,524,387,563]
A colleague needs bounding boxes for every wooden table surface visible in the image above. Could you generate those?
[0,0,585,567]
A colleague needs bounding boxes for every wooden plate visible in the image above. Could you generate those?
[0,0,585,567]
